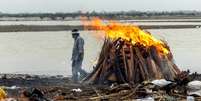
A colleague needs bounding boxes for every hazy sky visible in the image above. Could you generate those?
[0,0,201,13]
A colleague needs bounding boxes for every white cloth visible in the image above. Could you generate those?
[187,81,201,96]
[151,79,172,87]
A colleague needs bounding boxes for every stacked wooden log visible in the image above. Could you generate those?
[83,38,181,84]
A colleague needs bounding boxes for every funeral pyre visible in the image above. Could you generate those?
[83,18,181,84]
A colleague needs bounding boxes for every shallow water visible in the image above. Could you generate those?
[0,31,102,76]
[0,28,201,76]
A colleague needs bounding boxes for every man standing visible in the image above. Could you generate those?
[71,29,87,82]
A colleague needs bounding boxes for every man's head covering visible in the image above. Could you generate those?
[72,29,79,35]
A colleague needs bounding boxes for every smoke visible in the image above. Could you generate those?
[81,17,106,41]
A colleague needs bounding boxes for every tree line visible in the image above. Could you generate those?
[0,11,201,20]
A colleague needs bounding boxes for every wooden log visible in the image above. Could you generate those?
[149,46,171,79]
[101,67,117,83]
[138,62,146,81]
[122,46,129,81]
[122,44,134,82]
[98,42,118,83]
[89,89,131,100]
[172,63,181,74]
[151,58,164,79]
[132,54,137,83]
[98,59,109,84]
[134,47,149,80]
[166,51,181,75]
[83,40,111,83]
[146,56,157,79]
[150,46,162,68]
[134,62,141,83]
[113,42,127,83]
[128,46,135,82]
[165,56,180,79]
[84,64,103,83]
[84,40,116,83]
[160,55,174,81]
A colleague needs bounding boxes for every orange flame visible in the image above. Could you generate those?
[84,18,169,54]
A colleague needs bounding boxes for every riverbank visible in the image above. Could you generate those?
[0,73,200,100]
[0,25,201,32]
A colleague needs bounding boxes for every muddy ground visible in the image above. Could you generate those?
[0,74,109,100]
[0,73,201,100]
[0,25,201,32]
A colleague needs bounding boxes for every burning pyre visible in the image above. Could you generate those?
[83,18,181,84]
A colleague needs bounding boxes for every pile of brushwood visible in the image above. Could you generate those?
[83,38,181,85]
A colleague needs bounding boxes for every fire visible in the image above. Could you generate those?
[84,18,169,54]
